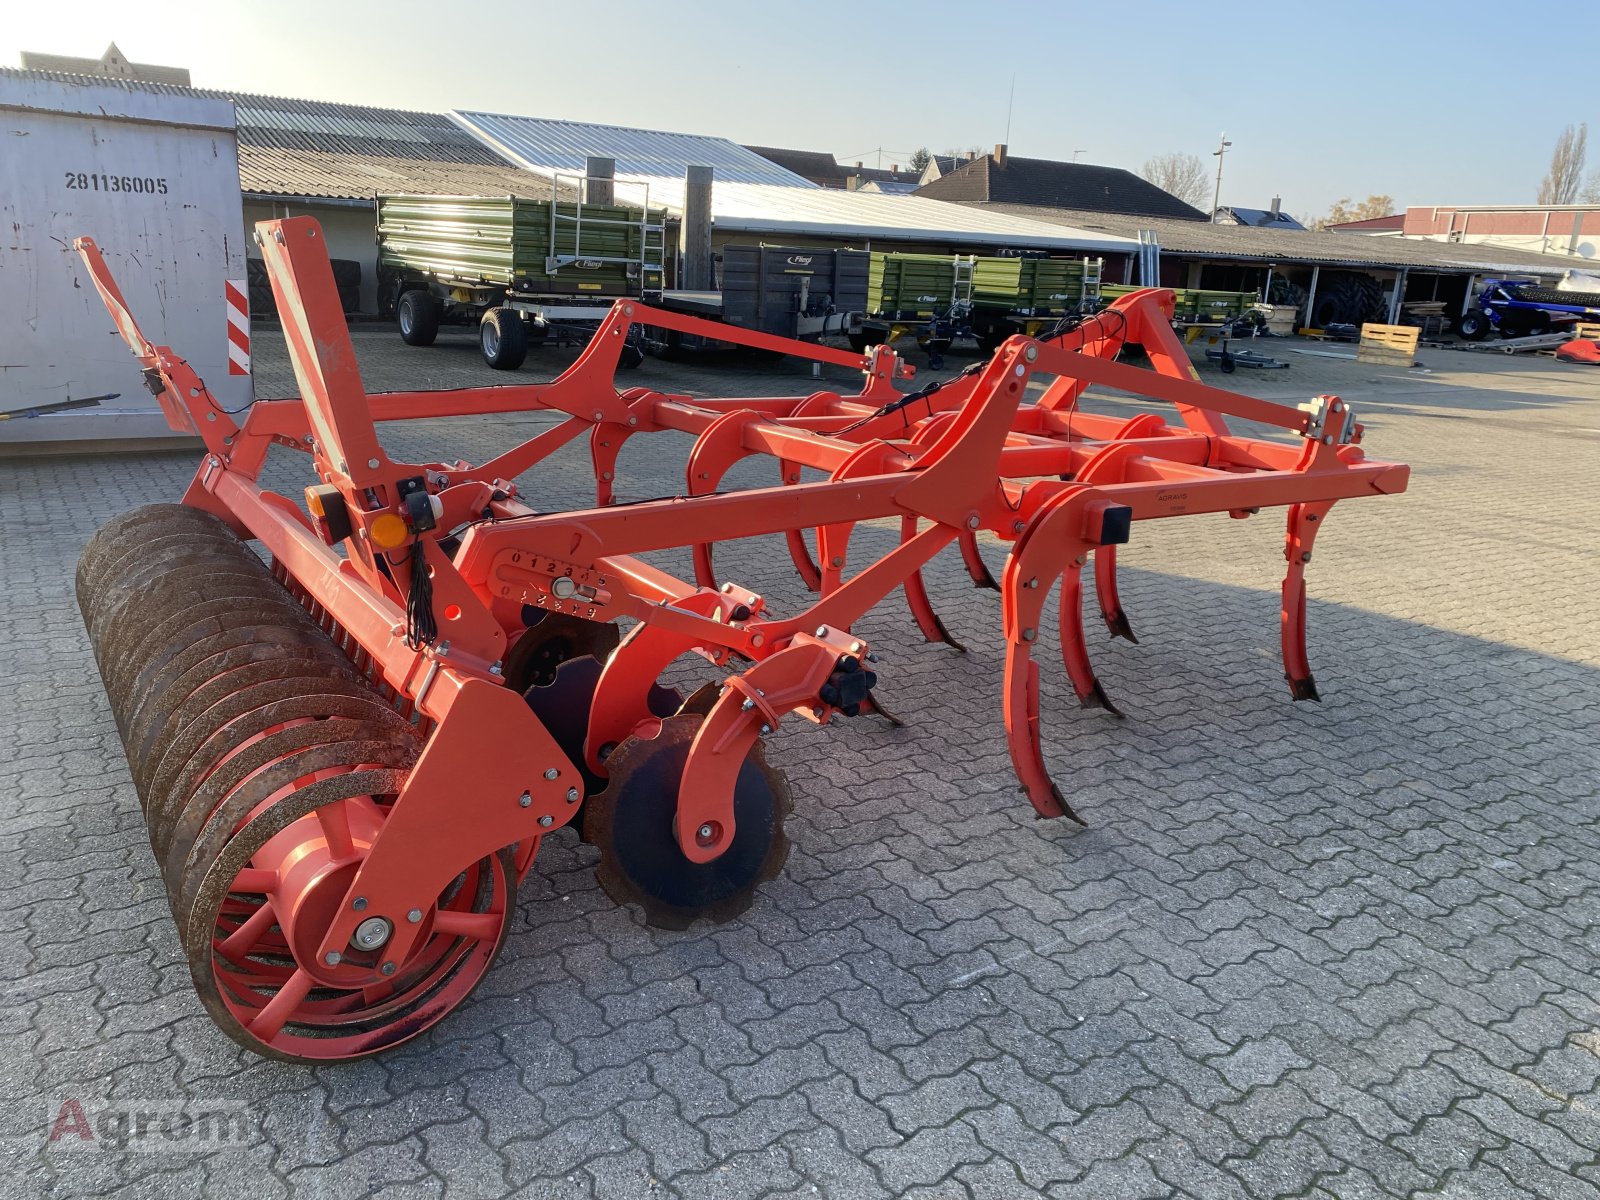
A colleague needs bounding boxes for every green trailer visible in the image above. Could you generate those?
[850,252,1106,362]
[968,256,1103,351]
[376,189,667,370]
[865,252,971,319]
[1100,284,1259,326]
[971,256,1101,316]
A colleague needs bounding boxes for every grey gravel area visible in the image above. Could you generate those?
[3,325,1599,1199]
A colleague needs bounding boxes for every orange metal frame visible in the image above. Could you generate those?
[76,217,1407,984]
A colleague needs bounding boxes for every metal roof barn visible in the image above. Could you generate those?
[976,204,1574,277]
[636,180,1138,252]
[451,113,1135,254]
[454,111,814,188]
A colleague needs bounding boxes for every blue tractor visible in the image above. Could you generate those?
[1458,273,1600,340]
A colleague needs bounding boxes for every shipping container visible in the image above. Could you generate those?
[0,73,247,444]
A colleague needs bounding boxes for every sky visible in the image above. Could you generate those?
[4,0,1594,219]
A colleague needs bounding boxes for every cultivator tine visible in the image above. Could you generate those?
[958,528,1000,591]
[1093,546,1139,644]
[1058,558,1123,716]
[1281,501,1334,702]
[1001,639,1085,825]
[778,459,823,591]
[785,528,823,591]
[899,517,965,650]
[858,692,905,728]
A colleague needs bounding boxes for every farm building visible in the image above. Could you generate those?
[453,112,1136,262]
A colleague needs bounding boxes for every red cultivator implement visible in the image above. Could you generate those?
[75,218,1407,1061]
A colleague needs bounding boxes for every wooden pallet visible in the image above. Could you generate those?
[1357,323,1420,366]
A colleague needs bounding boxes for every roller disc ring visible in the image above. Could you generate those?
[130,645,366,797]
[584,713,791,930]
[181,768,516,1062]
[120,614,357,756]
[102,582,313,710]
[148,693,410,872]
[160,712,416,895]
[77,506,244,612]
[81,531,256,634]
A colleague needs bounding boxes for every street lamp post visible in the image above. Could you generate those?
[1211,133,1232,222]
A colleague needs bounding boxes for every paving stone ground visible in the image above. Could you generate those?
[2,326,1599,1199]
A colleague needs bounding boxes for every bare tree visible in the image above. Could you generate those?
[1537,124,1588,205]
[1139,152,1209,208]
[1313,195,1397,230]
[1583,172,1600,205]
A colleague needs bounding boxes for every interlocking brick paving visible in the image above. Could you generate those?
[3,326,1597,1198]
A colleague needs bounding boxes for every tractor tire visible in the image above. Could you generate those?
[1266,278,1308,323]
[397,290,440,347]
[480,307,529,370]
[329,258,362,289]
[1310,273,1386,328]
[619,343,646,370]
[1456,310,1491,341]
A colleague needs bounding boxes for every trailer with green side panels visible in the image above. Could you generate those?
[376,192,667,370]
[849,252,1105,363]
[1099,284,1259,326]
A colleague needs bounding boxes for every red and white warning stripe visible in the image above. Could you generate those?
[225,279,250,376]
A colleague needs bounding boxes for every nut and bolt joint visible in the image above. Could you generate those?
[518,791,533,808]
[538,814,554,827]
[407,908,424,924]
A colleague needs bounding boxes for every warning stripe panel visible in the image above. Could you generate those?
[226,279,250,376]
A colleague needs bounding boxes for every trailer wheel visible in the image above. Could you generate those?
[397,291,440,347]
[619,343,645,370]
[1456,310,1491,341]
[480,308,528,370]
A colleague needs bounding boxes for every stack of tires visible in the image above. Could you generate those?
[1307,272,1386,328]
[247,258,361,316]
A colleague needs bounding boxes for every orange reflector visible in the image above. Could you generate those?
[304,487,328,518]
[369,513,409,549]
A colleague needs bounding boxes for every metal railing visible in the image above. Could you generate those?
[545,172,667,285]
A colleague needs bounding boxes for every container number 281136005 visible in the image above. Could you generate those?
[64,172,169,194]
